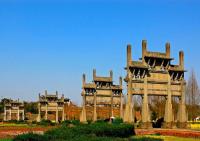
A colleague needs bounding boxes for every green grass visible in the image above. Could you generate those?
[0,139,12,141]
[0,124,28,127]
[134,135,200,141]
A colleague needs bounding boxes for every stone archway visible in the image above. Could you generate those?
[123,40,187,129]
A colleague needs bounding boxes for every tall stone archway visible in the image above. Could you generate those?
[123,40,187,128]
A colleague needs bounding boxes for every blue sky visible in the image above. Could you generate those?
[0,0,200,105]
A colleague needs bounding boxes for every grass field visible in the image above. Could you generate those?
[0,124,29,127]
[191,124,200,129]
[0,139,12,141]
[188,121,200,129]
[132,135,200,141]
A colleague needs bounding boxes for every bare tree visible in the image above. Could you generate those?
[186,69,200,121]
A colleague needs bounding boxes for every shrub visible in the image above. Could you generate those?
[61,120,71,126]
[61,120,81,127]
[32,120,37,124]
[37,119,54,126]
[95,120,106,123]
[113,117,123,124]
[72,135,128,141]
[131,136,163,141]
[6,120,27,124]
[14,123,135,141]
[16,120,27,124]
[7,120,18,123]
[13,133,48,141]
[89,123,134,138]
[67,123,134,138]
[87,120,92,124]
[71,120,80,125]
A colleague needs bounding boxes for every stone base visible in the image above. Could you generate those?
[81,121,88,124]
[176,122,188,129]
[37,116,41,122]
[141,122,152,129]
[123,103,134,123]
[162,122,174,128]
[80,108,87,123]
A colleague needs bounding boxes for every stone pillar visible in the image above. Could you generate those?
[179,51,184,69]
[110,91,114,118]
[124,45,134,123]
[93,69,96,80]
[164,74,173,128]
[62,104,65,121]
[37,103,41,122]
[119,77,123,119]
[120,93,123,119]
[22,110,25,120]
[80,91,87,123]
[80,74,87,123]
[123,70,134,123]
[17,106,20,121]
[4,106,6,121]
[45,103,48,120]
[9,108,11,120]
[177,80,187,128]
[110,70,113,79]
[56,103,58,123]
[166,42,170,58]
[142,40,147,63]
[45,90,48,96]
[93,92,97,122]
[177,51,187,128]
[124,84,133,123]
[141,75,151,128]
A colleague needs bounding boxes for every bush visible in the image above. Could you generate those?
[113,117,123,124]
[72,135,127,141]
[87,120,92,124]
[7,120,17,123]
[131,136,163,141]
[37,119,56,126]
[32,120,37,124]
[71,120,80,125]
[13,133,48,141]
[61,120,81,127]
[7,120,27,124]
[95,120,106,123]
[88,123,134,138]
[14,123,135,141]
[61,120,71,126]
